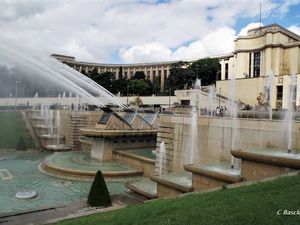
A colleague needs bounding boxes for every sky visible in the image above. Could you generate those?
[0,0,300,64]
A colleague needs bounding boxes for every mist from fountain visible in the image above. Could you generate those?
[228,78,239,169]
[264,71,275,120]
[190,107,198,164]
[208,85,216,116]
[56,110,60,146]
[0,39,126,108]
[50,110,54,136]
[158,142,166,176]
[286,74,297,153]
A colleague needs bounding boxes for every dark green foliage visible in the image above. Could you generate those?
[87,171,111,207]
[132,71,146,80]
[111,78,128,95]
[189,58,220,86]
[16,136,27,151]
[90,70,115,91]
[128,79,153,96]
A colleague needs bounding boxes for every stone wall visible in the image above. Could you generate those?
[156,115,300,173]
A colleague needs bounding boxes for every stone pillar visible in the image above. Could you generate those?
[150,67,154,82]
[90,138,113,161]
[160,68,165,92]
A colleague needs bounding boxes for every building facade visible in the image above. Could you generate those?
[217,24,300,109]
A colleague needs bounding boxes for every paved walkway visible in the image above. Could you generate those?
[0,192,147,225]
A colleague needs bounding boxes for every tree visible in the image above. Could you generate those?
[132,71,146,80]
[90,70,114,91]
[111,77,128,95]
[87,170,111,207]
[152,76,161,95]
[165,62,195,93]
[128,79,152,96]
[189,58,220,86]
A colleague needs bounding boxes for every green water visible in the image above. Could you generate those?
[45,152,139,172]
[123,149,156,160]
[0,151,128,214]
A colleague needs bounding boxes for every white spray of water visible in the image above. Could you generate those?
[264,71,275,120]
[158,142,166,176]
[190,107,198,163]
[286,74,297,152]
[56,110,60,146]
[208,85,216,116]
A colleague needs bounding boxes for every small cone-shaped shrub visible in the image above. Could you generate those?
[87,170,111,207]
[16,136,27,151]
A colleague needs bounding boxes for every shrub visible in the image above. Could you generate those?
[87,170,111,207]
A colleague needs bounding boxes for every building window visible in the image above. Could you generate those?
[253,52,261,77]
[217,64,221,81]
[225,63,229,80]
[248,53,252,77]
[153,70,156,77]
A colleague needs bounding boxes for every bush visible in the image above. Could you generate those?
[87,170,111,207]
[16,136,27,151]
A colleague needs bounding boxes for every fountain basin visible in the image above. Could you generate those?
[150,172,193,198]
[126,178,157,199]
[113,149,155,177]
[41,152,143,181]
[231,148,300,181]
[231,148,300,169]
[184,161,243,191]
[184,161,243,183]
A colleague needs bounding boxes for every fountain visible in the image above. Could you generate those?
[158,142,166,176]
[208,85,216,116]
[264,71,275,119]
[56,110,60,146]
[286,74,297,153]
[190,107,198,164]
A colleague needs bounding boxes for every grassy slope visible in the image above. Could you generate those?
[0,111,34,149]
[57,175,300,225]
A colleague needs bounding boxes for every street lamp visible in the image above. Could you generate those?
[126,85,129,106]
[15,80,18,110]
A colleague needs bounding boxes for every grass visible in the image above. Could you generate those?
[56,174,300,225]
[0,111,34,149]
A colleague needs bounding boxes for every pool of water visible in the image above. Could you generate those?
[122,149,156,160]
[0,150,129,214]
[45,151,140,172]
[160,171,192,188]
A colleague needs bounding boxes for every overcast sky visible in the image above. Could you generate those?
[1,0,300,63]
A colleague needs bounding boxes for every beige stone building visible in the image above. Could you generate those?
[217,24,300,109]
[52,24,300,109]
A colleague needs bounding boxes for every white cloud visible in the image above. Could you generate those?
[120,27,236,62]
[288,25,300,36]
[276,0,300,17]
[0,0,293,63]
[238,22,263,36]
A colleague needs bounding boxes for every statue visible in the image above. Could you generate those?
[130,96,143,108]
[255,92,269,111]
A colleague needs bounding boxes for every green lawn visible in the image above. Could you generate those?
[56,175,300,225]
[0,111,34,149]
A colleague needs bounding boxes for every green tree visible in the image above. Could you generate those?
[132,71,146,80]
[165,62,195,93]
[152,76,161,95]
[128,79,152,96]
[111,78,128,95]
[189,58,220,86]
[87,170,111,207]
[90,70,114,91]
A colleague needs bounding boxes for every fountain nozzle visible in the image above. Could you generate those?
[288,149,292,154]
[230,164,234,169]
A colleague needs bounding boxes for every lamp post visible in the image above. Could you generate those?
[15,80,18,110]
[126,85,129,106]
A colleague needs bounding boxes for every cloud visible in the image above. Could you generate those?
[120,27,236,62]
[238,22,263,36]
[288,25,300,35]
[276,0,300,17]
[0,0,292,63]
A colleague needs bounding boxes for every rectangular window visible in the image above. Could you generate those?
[253,52,261,77]
[225,63,229,80]
[248,53,252,77]
[277,86,283,100]
[153,70,156,77]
